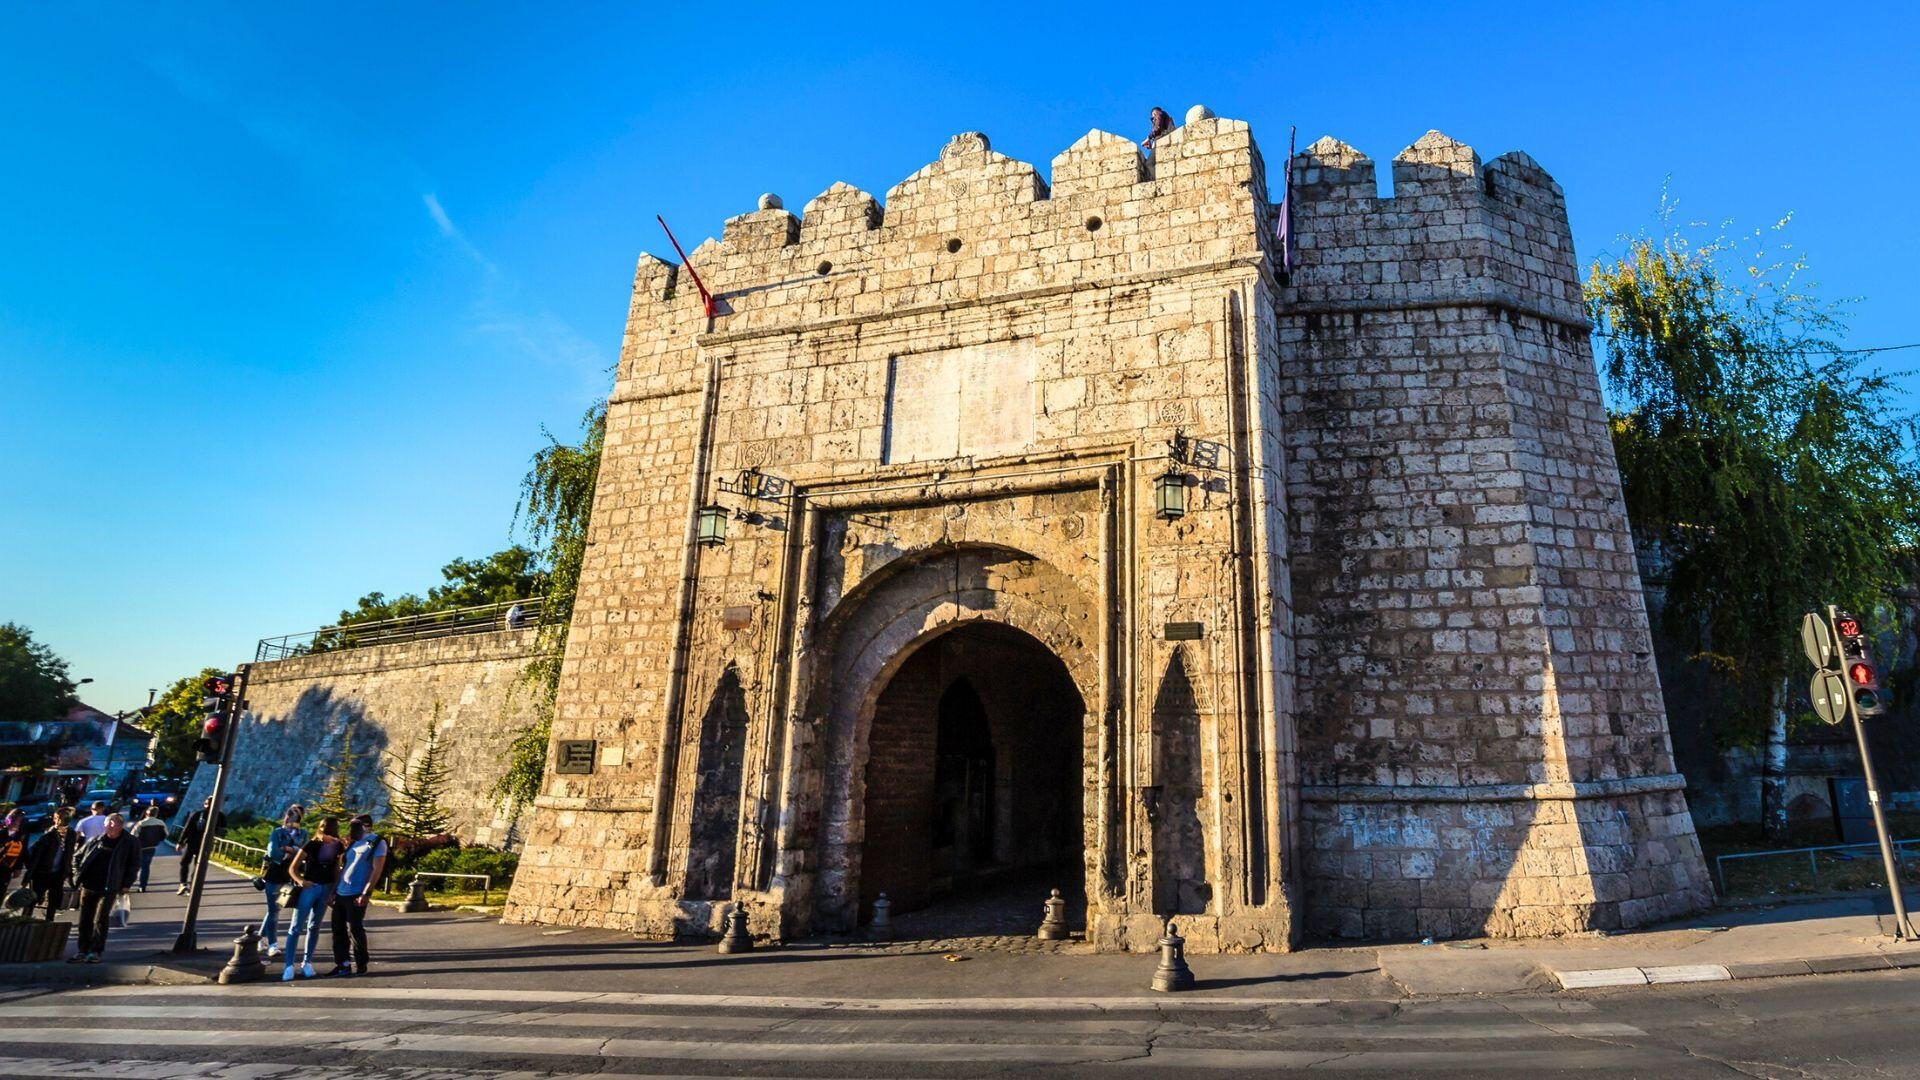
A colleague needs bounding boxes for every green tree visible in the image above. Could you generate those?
[140,668,226,780]
[494,402,606,817]
[0,623,78,722]
[335,546,546,627]
[312,721,364,819]
[385,713,454,838]
[1587,212,1920,841]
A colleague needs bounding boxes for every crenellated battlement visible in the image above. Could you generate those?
[620,111,1580,356]
[1285,129,1580,322]
[618,109,1270,345]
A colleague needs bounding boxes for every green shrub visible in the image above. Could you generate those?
[407,845,518,891]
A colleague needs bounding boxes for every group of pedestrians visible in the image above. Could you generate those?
[1,795,390,974]
[254,804,389,981]
[0,802,156,962]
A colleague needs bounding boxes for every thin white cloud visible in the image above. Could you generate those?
[422,193,499,276]
[422,195,609,385]
[143,45,608,384]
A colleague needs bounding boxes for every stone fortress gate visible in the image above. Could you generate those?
[503,105,1712,951]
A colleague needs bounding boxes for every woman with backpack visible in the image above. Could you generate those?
[280,816,342,981]
[258,804,306,960]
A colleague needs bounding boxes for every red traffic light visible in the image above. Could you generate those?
[203,675,231,697]
[1850,662,1876,686]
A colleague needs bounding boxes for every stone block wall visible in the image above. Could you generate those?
[181,630,540,848]
[1278,132,1711,939]
[507,114,1299,950]
[505,107,1709,948]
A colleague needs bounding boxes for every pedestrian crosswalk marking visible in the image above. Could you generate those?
[63,982,1336,1013]
[4,1002,1643,1041]
[0,1060,936,1080]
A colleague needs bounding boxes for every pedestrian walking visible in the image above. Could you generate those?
[281,816,342,981]
[24,807,74,921]
[0,809,26,890]
[130,805,169,892]
[175,796,226,894]
[258,804,306,960]
[326,813,387,977]
[73,802,109,843]
[69,812,141,962]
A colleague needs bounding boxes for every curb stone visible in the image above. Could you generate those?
[2,959,213,988]
[1805,953,1892,974]
[1555,953,1914,990]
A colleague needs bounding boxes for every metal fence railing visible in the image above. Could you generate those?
[408,871,495,904]
[256,597,544,661]
[208,837,266,868]
[1714,837,1920,894]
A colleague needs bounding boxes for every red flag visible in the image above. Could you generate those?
[656,215,716,318]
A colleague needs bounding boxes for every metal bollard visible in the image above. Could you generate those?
[1036,888,1070,941]
[1149,919,1195,992]
[217,925,268,984]
[717,902,754,954]
[402,877,430,913]
[867,892,896,942]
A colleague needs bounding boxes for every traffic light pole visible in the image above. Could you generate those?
[1828,606,1914,941]
[172,663,249,954]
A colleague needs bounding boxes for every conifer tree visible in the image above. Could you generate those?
[312,720,361,819]
[386,717,454,838]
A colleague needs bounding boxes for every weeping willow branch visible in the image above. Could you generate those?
[494,403,606,818]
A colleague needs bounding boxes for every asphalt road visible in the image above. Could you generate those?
[2,968,1914,1077]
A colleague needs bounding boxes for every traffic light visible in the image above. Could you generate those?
[192,674,235,764]
[1834,611,1887,717]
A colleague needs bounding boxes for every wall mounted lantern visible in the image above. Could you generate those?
[1154,468,1188,521]
[696,503,730,546]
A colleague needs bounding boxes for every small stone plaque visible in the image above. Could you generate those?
[1165,621,1205,641]
[555,739,596,775]
[721,605,754,630]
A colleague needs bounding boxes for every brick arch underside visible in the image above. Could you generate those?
[808,544,1102,932]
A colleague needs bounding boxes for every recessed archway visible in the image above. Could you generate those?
[858,621,1086,929]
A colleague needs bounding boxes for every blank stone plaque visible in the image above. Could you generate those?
[882,342,1036,464]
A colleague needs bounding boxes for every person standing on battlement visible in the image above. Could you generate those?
[1142,106,1175,152]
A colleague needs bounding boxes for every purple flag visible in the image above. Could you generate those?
[1276,124,1297,278]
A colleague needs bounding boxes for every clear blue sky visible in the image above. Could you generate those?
[3,3,1915,714]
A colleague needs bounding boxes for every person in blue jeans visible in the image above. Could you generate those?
[280,816,341,982]
[258,805,306,960]
[327,814,388,977]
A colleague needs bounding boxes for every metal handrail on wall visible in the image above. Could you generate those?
[256,597,545,662]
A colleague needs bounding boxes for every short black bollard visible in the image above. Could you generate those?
[402,877,430,913]
[1149,919,1195,992]
[867,891,896,942]
[1036,888,1070,941]
[217,925,268,985]
[717,902,754,954]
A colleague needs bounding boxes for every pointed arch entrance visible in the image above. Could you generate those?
[858,622,1086,918]
[802,541,1107,936]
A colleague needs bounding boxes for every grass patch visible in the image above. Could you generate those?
[1697,813,1920,898]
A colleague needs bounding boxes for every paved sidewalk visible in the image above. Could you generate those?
[8,853,1917,999]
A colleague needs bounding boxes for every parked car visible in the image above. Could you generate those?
[78,788,129,816]
[131,786,183,818]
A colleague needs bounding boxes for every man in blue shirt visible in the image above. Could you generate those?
[326,813,388,977]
